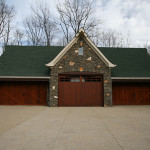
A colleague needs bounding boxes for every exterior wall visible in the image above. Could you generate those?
[49,37,112,106]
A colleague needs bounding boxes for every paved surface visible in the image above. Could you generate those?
[0,106,150,150]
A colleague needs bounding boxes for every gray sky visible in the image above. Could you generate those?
[96,0,150,46]
[0,0,150,55]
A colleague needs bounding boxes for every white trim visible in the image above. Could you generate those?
[0,76,50,79]
[111,77,150,80]
[46,37,78,67]
[46,28,116,68]
[83,35,116,67]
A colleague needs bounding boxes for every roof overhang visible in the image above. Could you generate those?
[0,76,50,81]
[46,28,116,68]
[112,77,150,82]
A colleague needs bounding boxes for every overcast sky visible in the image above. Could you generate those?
[0,0,150,54]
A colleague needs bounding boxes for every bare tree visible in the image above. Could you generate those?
[56,34,73,46]
[0,0,15,45]
[100,31,124,47]
[56,0,101,44]
[56,36,67,46]
[24,16,43,46]
[12,29,24,45]
[90,29,132,48]
[24,1,58,46]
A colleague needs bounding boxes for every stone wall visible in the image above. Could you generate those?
[49,37,112,106]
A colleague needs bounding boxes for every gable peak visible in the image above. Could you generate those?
[46,27,116,68]
[76,28,87,38]
[79,28,85,33]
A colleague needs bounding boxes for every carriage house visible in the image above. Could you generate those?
[0,28,150,106]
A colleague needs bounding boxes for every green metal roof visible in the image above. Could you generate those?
[0,45,150,77]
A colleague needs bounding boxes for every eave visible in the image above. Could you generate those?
[0,76,50,81]
[112,77,150,82]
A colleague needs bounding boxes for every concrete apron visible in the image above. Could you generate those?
[0,106,150,150]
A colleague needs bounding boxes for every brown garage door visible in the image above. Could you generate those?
[59,74,103,106]
[113,82,150,105]
[0,81,48,105]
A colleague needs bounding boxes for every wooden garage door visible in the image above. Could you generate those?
[59,74,103,106]
[113,82,150,105]
[0,81,48,105]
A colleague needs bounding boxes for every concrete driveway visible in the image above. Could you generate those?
[0,106,150,150]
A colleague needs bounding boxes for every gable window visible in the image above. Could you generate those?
[79,47,83,55]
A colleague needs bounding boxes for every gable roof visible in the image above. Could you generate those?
[0,46,63,77]
[100,47,150,77]
[46,28,116,68]
[0,46,150,77]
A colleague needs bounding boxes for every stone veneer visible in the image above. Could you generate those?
[48,36,112,107]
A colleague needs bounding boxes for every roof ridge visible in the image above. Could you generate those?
[98,47,147,49]
[5,45,65,48]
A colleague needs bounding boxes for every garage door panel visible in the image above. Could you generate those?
[59,75,103,106]
[113,82,150,105]
[0,81,47,105]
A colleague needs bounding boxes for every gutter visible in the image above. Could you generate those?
[0,76,50,81]
[111,77,150,82]
[111,77,150,79]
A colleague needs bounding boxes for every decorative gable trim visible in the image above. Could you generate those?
[46,28,116,68]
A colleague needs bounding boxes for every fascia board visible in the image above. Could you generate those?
[84,36,116,67]
[46,37,78,67]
